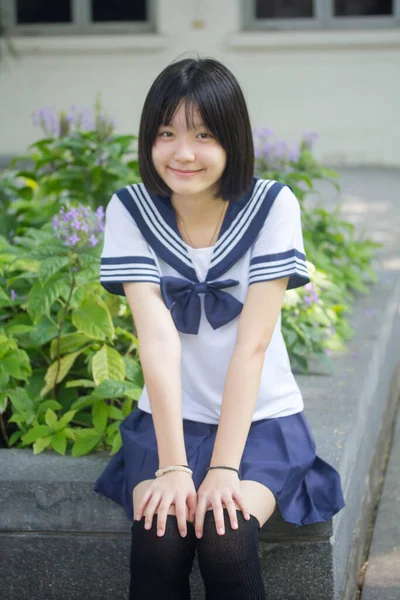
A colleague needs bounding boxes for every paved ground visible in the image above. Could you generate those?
[361,404,400,600]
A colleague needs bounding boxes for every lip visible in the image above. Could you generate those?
[168,167,203,176]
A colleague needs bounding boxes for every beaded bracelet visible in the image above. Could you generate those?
[155,465,193,478]
[206,466,240,477]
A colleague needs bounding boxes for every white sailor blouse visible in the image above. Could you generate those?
[100,178,310,423]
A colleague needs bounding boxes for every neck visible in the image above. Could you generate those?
[171,189,226,222]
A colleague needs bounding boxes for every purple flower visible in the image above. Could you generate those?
[302,131,319,150]
[52,202,105,250]
[10,289,16,302]
[66,233,80,246]
[303,282,320,306]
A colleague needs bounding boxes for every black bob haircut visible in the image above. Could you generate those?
[138,57,254,202]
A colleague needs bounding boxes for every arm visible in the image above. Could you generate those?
[211,276,289,468]
[123,280,187,468]
[123,281,196,535]
[195,276,289,537]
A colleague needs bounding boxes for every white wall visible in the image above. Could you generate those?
[0,0,399,165]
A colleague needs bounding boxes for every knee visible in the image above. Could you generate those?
[197,510,260,574]
[131,515,195,578]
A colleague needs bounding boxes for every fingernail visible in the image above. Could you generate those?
[145,522,151,530]
[180,530,186,537]
[218,527,224,535]
[157,529,163,536]
[196,531,202,539]
[232,521,238,529]
[246,513,251,520]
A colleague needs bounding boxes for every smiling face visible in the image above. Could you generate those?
[151,101,227,199]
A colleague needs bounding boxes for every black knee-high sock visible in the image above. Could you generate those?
[196,509,266,600]
[130,515,196,600]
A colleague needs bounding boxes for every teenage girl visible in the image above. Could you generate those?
[94,57,345,599]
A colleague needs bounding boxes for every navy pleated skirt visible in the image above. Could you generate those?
[94,408,345,527]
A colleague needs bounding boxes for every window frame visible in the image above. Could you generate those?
[243,0,400,30]
[0,0,156,35]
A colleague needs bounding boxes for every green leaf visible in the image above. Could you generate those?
[8,431,23,446]
[39,256,70,285]
[45,409,58,430]
[50,333,92,360]
[71,433,102,457]
[71,295,114,340]
[111,431,122,455]
[36,400,63,415]
[57,410,77,430]
[92,399,108,434]
[27,276,65,323]
[108,405,125,421]
[0,393,8,414]
[51,431,67,455]
[22,425,52,444]
[65,379,96,389]
[124,356,144,387]
[29,315,59,346]
[8,388,34,414]
[94,379,131,398]
[40,350,84,397]
[33,436,52,454]
[71,395,99,411]
[2,349,31,379]
[92,346,126,385]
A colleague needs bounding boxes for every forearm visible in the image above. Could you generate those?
[139,336,187,469]
[210,345,267,468]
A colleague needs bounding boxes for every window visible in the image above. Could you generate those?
[1,0,154,34]
[245,0,400,29]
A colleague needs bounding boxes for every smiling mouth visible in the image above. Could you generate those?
[168,167,203,174]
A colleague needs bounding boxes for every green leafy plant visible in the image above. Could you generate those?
[0,100,140,238]
[0,204,143,455]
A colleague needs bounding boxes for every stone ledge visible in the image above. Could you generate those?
[1,268,400,599]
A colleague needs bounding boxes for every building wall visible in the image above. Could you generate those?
[0,0,399,165]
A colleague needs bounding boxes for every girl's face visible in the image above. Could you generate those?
[151,102,227,198]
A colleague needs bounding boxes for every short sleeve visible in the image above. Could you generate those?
[249,185,310,290]
[100,193,161,296]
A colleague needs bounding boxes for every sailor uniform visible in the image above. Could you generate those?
[94,177,346,526]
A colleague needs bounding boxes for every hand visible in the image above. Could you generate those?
[135,471,197,538]
[195,469,250,539]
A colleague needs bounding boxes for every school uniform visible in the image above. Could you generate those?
[94,177,345,526]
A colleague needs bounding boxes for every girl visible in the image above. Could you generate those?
[94,57,345,599]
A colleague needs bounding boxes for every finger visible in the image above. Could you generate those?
[187,491,197,524]
[144,493,161,530]
[194,495,208,539]
[156,496,173,537]
[212,499,225,535]
[232,491,251,521]
[175,499,188,537]
[223,497,239,530]
[135,488,152,521]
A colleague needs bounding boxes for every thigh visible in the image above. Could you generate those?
[132,479,191,520]
[236,480,277,528]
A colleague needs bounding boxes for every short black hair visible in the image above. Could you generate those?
[138,57,254,202]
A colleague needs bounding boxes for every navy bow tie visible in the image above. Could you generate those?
[160,276,243,334]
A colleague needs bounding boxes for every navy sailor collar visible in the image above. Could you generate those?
[115,177,285,282]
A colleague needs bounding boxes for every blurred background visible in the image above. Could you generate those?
[0,0,399,166]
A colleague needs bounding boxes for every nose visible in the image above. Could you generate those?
[173,138,195,162]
